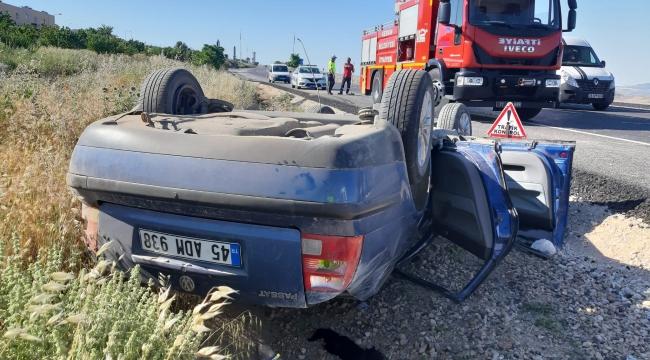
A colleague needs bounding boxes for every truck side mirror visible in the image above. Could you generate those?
[568,0,578,10]
[564,9,576,32]
[601,60,606,67]
[438,1,451,25]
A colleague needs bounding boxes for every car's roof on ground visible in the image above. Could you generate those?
[563,37,591,47]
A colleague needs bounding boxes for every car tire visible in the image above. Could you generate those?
[518,108,542,122]
[437,103,473,136]
[371,72,384,104]
[378,70,434,211]
[306,104,336,114]
[592,102,611,111]
[140,68,206,115]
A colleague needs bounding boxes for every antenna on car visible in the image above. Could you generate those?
[296,38,322,108]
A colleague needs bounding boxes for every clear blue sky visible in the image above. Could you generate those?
[6,0,649,86]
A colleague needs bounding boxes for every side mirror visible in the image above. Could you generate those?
[565,9,577,32]
[438,1,451,25]
[568,0,578,10]
[601,60,606,67]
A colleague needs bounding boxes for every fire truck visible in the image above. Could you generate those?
[360,0,578,122]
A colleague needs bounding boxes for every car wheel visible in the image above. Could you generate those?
[378,70,434,211]
[592,102,611,111]
[437,103,473,136]
[139,68,206,115]
[518,108,542,122]
[371,72,383,104]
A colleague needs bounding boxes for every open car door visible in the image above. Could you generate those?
[499,141,576,249]
[396,138,575,302]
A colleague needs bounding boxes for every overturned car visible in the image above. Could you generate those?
[68,68,575,308]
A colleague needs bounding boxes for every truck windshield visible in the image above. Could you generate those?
[469,0,560,29]
[273,65,289,72]
[563,46,603,67]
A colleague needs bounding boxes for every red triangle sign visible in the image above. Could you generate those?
[487,102,528,139]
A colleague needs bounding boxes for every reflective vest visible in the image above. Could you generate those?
[328,60,336,75]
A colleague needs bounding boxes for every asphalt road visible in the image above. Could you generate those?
[232,66,650,191]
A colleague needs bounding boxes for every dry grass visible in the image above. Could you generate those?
[0,47,264,359]
[0,48,258,261]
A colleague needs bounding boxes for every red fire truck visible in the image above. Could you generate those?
[360,0,578,122]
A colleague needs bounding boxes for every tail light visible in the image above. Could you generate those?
[301,234,364,293]
[81,203,99,252]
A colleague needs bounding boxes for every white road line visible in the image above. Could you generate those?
[611,105,650,111]
[535,124,650,146]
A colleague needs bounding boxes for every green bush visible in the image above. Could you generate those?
[0,237,231,360]
[0,14,226,70]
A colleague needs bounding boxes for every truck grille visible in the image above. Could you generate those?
[577,80,611,93]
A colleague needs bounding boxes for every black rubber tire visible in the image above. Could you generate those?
[518,108,543,122]
[140,68,205,115]
[592,102,611,111]
[378,70,434,211]
[437,103,473,136]
[428,67,449,120]
[371,72,384,104]
[306,104,336,114]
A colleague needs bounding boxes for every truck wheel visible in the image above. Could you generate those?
[371,72,384,104]
[518,108,542,122]
[592,102,611,111]
[428,68,448,118]
[140,68,206,115]
[437,103,473,136]
[306,104,335,114]
[379,70,434,211]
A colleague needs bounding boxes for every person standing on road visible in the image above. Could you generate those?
[339,57,355,95]
[327,55,337,95]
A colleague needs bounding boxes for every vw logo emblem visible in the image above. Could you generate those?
[593,78,599,86]
[178,275,195,292]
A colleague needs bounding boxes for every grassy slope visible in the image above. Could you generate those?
[0,47,258,259]
[0,47,260,359]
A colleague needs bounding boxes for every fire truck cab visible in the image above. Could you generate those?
[360,0,578,121]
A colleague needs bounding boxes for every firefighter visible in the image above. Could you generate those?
[339,57,355,95]
[327,55,337,95]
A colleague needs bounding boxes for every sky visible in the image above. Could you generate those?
[4,0,649,86]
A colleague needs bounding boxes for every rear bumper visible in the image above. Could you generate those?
[452,70,560,109]
[559,83,615,104]
[99,203,307,307]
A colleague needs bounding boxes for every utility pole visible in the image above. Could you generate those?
[233,46,237,60]
[239,31,242,62]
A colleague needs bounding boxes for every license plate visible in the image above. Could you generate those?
[139,229,241,267]
[496,101,522,108]
[588,93,604,99]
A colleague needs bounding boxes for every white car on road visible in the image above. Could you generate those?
[291,65,327,90]
[558,37,616,111]
[268,64,291,84]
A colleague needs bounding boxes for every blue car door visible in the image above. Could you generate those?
[397,139,575,302]
[499,141,576,248]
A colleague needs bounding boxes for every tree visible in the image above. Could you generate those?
[191,43,226,70]
[287,53,302,68]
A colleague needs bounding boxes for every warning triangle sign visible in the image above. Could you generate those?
[487,102,527,139]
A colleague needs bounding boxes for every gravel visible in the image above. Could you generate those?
[248,173,650,360]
